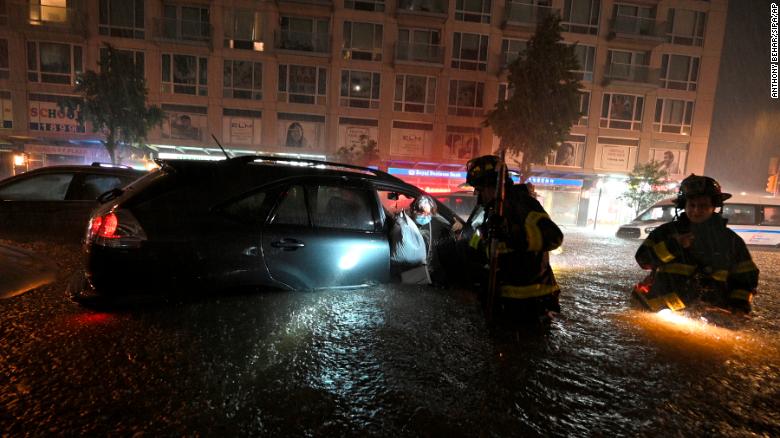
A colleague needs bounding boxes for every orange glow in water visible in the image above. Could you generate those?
[71,312,115,325]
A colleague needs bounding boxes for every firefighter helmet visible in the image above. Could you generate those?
[676,174,731,208]
[466,155,501,187]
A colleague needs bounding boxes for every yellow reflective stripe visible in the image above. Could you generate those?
[525,211,548,252]
[657,263,696,276]
[469,232,481,249]
[729,289,754,302]
[731,260,758,274]
[500,283,560,300]
[711,270,728,282]
[652,241,675,263]
[646,293,686,312]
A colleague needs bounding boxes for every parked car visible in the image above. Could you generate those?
[0,163,147,242]
[436,190,478,220]
[75,156,466,301]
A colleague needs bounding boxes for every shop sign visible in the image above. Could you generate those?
[28,100,85,133]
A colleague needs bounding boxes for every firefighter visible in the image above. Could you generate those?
[464,155,564,324]
[635,174,759,313]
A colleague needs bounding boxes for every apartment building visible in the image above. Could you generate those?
[0,0,727,226]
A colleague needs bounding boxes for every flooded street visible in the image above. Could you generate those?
[2,230,779,436]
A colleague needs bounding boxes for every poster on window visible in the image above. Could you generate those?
[28,98,85,133]
[338,125,378,151]
[390,128,430,156]
[162,111,206,141]
[651,149,687,177]
[547,142,582,167]
[1,96,12,129]
[492,136,524,169]
[444,132,480,160]
[598,145,634,171]
[277,120,324,150]
[223,116,261,146]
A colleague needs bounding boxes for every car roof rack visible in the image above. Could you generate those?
[227,154,397,180]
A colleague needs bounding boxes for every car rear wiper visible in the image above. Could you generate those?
[97,188,123,204]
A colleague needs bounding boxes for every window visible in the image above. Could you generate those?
[313,185,375,231]
[397,0,447,14]
[606,49,649,82]
[272,185,309,226]
[505,0,553,25]
[99,0,144,39]
[100,47,144,76]
[448,80,484,116]
[69,175,125,200]
[161,54,208,96]
[601,93,644,130]
[0,173,73,201]
[666,9,706,46]
[455,0,491,23]
[762,206,780,226]
[660,54,699,91]
[577,90,590,126]
[345,0,385,12]
[572,44,595,81]
[27,42,83,85]
[0,91,12,129]
[343,22,383,61]
[394,74,436,113]
[654,98,693,134]
[397,28,442,64]
[162,4,210,42]
[445,128,481,160]
[0,39,7,79]
[279,16,330,53]
[451,32,488,71]
[612,3,656,35]
[722,205,756,226]
[29,0,75,25]
[340,70,381,109]
[546,141,583,167]
[562,0,600,34]
[224,60,262,100]
[223,9,263,51]
[501,38,527,66]
[278,65,327,105]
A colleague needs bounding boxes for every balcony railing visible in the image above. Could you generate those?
[504,1,558,26]
[395,42,444,64]
[396,0,447,16]
[609,16,665,40]
[275,30,330,54]
[604,63,659,85]
[154,17,212,44]
[23,3,85,33]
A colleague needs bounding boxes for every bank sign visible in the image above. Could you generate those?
[28,99,85,133]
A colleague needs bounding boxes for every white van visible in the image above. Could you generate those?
[616,194,780,246]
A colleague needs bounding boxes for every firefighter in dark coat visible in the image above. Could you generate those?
[635,174,759,313]
[464,155,564,323]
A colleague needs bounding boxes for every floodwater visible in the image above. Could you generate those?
[1,230,779,436]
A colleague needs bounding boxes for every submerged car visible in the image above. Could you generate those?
[75,156,465,300]
[0,163,146,242]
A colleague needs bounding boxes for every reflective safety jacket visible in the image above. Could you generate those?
[635,213,759,312]
[469,185,563,302]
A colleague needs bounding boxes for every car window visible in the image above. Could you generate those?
[223,191,267,223]
[0,173,74,201]
[271,185,308,226]
[762,206,780,226]
[313,185,376,231]
[377,190,414,216]
[722,204,756,225]
[68,174,126,200]
[637,206,675,222]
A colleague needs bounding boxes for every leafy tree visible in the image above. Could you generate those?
[333,135,380,167]
[60,44,164,164]
[485,15,582,179]
[620,161,675,215]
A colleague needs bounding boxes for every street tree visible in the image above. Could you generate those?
[485,14,582,179]
[61,44,164,164]
[620,161,675,215]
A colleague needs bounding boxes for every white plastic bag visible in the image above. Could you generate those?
[390,211,427,266]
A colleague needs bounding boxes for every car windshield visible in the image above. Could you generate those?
[636,205,676,222]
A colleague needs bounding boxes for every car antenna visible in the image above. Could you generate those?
[211,134,232,159]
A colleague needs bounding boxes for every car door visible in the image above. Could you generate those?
[261,179,390,290]
[61,172,137,240]
[0,172,74,240]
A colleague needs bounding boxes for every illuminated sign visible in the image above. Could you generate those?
[525,176,584,187]
[388,167,467,179]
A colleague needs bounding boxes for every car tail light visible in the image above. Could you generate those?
[86,208,147,248]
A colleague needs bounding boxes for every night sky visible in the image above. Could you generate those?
[705,0,780,194]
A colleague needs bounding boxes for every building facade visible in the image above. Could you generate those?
[0,0,727,227]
